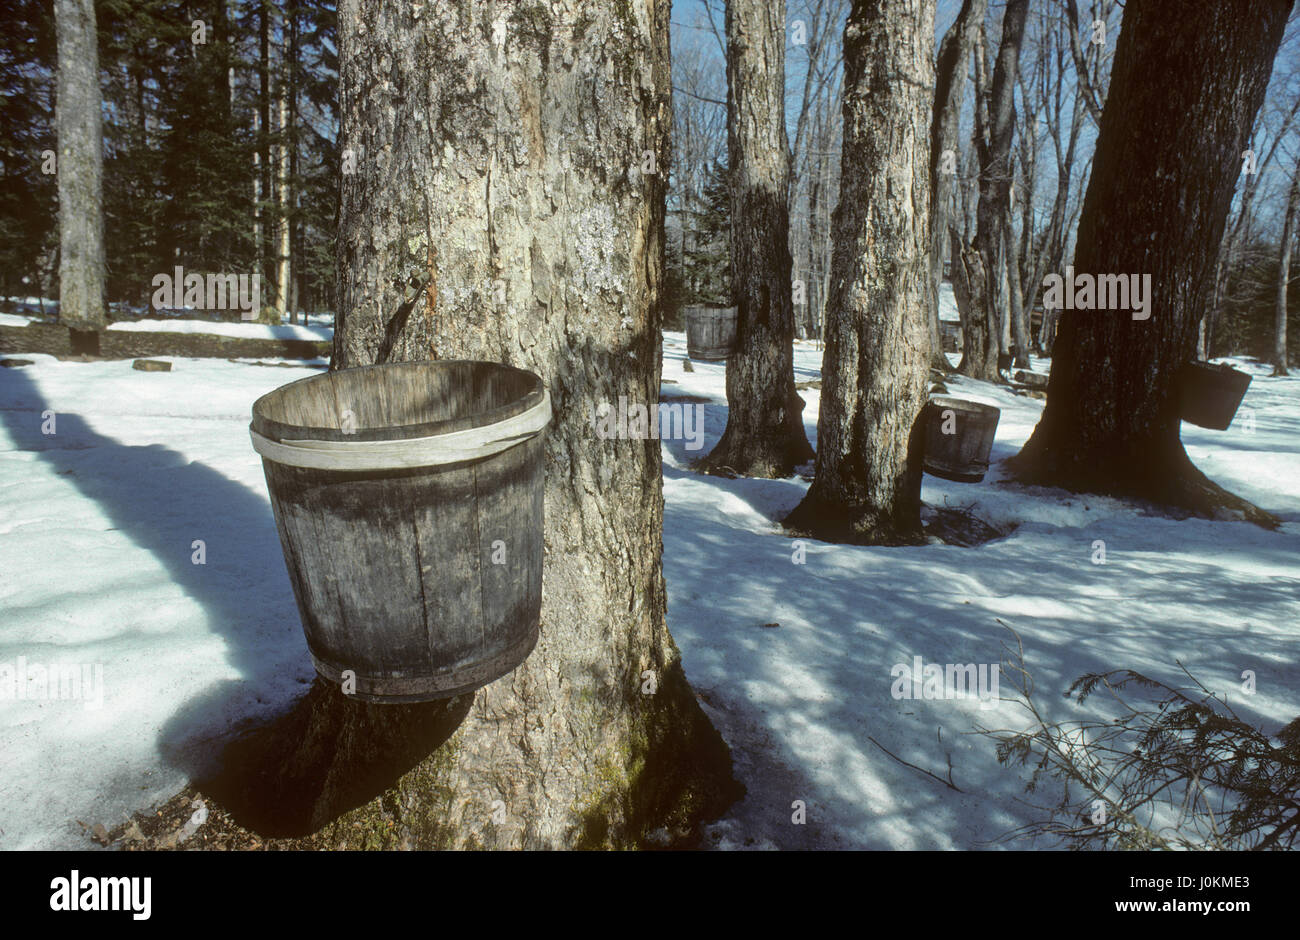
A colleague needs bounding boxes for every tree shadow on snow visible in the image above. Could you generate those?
[0,363,468,837]
[658,448,1300,848]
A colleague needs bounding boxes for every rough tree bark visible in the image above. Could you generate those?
[1274,159,1298,376]
[949,223,978,352]
[286,1,300,324]
[806,144,823,340]
[257,1,271,316]
[1009,0,1289,527]
[784,0,936,545]
[959,0,1028,381]
[951,17,986,358]
[1004,210,1030,367]
[54,0,105,356]
[699,0,814,478]
[929,0,986,373]
[274,73,290,324]
[204,0,740,849]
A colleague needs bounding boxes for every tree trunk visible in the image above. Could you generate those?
[997,225,1012,355]
[1010,0,1288,527]
[1274,163,1298,376]
[960,0,1028,381]
[54,0,105,355]
[929,0,986,373]
[806,151,822,340]
[949,223,976,352]
[784,0,936,545]
[252,103,262,301]
[257,1,271,316]
[700,0,814,478]
[953,21,986,363]
[274,78,290,325]
[206,0,740,849]
[1004,210,1030,366]
[1040,305,1058,354]
[288,5,300,326]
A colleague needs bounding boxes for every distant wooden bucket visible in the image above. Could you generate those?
[1178,361,1252,431]
[685,306,738,361]
[250,360,549,703]
[939,320,962,353]
[922,396,1001,483]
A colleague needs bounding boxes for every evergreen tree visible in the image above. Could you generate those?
[0,0,57,302]
[689,156,731,305]
[0,0,339,317]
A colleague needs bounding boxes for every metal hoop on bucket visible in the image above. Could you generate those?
[249,390,551,471]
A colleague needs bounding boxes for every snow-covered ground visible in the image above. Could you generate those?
[0,336,1296,850]
[0,301,334,341]
[939,281,961,322]
[0,356,322,849]
[103,318,333,342]
[661,336,1299,850]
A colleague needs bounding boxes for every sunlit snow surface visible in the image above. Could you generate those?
[660,332,1298,850]
[0,325,1297,850]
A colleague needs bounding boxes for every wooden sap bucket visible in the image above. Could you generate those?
[250,360,550,703]
[1178,361,1252,430]
[922,395,1001,483]
[939,319,962,353]
[685,306,738,361]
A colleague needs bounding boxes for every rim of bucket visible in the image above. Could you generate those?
[927,395,1001,419]
[251,360,544,444]
[1181,359,1250,376]
[1179,361,1252,390]
[923,461,988,484]
[249,360,549,471]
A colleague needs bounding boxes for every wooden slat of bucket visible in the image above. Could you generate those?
[467,435,544,669]
[409,462,490,673]
[266,462,435,676]
[278,370,340,430]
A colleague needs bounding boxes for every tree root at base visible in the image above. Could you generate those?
[1002,444,1279,530]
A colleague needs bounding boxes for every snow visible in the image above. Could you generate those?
[0,303,335,341]
[938,281,960,322]
[105,319,333,343]
[0,355,321,849]
[1,340,1296,850]
[0,296,54,310]
[660,335,1299,850]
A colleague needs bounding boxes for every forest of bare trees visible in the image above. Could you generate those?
[667,0,1297,375]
